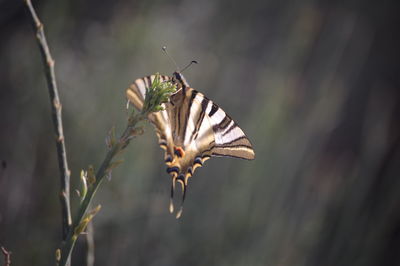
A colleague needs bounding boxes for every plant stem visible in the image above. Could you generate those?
[1,246,11,266]
[24,2,174,265]
[58,114,146,266]
[86,222,95,266]
[24,0,72,263]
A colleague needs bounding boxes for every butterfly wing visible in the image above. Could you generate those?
[126,75,175,157]
[127,75,255,217]
[127,78,255,176]
[169,87,255,178]
[179,88,255,160]
[205,101,255,160]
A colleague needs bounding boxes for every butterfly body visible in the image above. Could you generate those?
[126,72,254,217]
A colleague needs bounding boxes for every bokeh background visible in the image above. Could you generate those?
[1,0,400,265]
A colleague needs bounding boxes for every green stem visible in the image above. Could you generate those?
[58,113,146,266]
[57,72,169,265]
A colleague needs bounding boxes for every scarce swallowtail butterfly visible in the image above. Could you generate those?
[126,62,255,218]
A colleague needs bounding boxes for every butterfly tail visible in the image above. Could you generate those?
[169,175,187,219]
[175,176,187,219]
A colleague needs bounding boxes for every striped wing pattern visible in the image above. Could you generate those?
[126,75,173,150]
[126,73,255,217]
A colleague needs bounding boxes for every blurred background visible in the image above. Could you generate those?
[1,0,400,265]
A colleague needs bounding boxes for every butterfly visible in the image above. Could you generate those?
[126,71,255,218]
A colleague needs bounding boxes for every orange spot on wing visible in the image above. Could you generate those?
[174,146,185,158]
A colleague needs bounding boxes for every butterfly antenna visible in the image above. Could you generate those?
[162,46,180,72]
[181,60,198,73]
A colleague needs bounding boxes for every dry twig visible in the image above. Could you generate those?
[24,0,72,238]
[86,222,95,266]
[24,0,72,264]
[1,246,11,266]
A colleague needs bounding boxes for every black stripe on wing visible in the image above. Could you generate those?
[182,90,198,144]
[203,101,255,160]
[208,103,219,117]
[192,97,209,141]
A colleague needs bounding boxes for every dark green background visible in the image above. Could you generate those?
[1,0,399,265]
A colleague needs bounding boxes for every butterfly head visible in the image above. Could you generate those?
[172,72,190,89]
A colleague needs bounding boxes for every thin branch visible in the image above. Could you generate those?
[1,246,11,266]
[24,0,72,243]
[56,71,175,265]
[58,113,146,266]
[86,222,95,266]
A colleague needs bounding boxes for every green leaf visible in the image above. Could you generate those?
[79,169,88,201]
[141,73,176,115]
[73,205,101,237]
